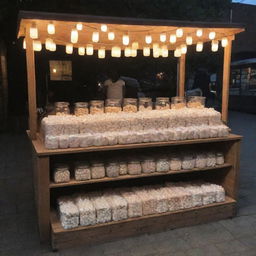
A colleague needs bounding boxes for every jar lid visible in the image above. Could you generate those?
[75,102,88,107]
[75,161,89,168]
[156,97,169,101]
[90,100,104,104]
[128,160,140,164]
[55,102,70,106]
[124,98,137,103]
[139,97,152,102]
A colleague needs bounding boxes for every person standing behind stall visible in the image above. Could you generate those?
[104,71,125,100]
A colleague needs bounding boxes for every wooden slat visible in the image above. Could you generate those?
[178,54,186,97]
[50,163,232,188]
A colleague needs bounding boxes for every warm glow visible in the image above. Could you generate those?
[221,37,228,47]
[160,33,167,42]
[92,32,99,42]
[143,47,150,56]
[176,28,183,38]
[132,42,139,49]
[186,36,193,45]
[78,47,85,55]
[211,40,219,52]
[45,38,52,50]
[131,49,137,57]
[174,47,181,57]
[153,43,159,49]
[66,44,73,54]
[169,34,177,44]
[124,47,132,57]
[145,35,152,44]
[47,23,55,34]
[86,44,94,55]
[181,44,187,54]
[196,29,203,37]
[108,32,115,40]
[33,40,42,51]
[29,26,38,39]
[53,68,57,73]
[122,34,129,45]
[76,23,83,31]
[196,42,203,52]
[23,38,26,49]
[111,46,121,57]
[161,46,168,57]
[209,31,216,40]
[101,24,108,32]
[153,47,160,58]
[98,47,105,58]
[49,41,56,51]
[71,29,78,43]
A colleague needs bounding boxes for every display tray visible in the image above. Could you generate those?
[50,163,232,188]
[27,131,242,156]
[51,196,236,249]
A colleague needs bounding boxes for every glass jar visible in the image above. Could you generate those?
[91,162,105,179]
[182,155,195,169]
[171,97,186,109]
[90,100,104,114]
[74,102,89,116]
[155,97,170,110]
[105,99,122,113]
[127,160,141,175]
[169,156,182,171]
[106,161,120,177]
[216,152,225,165]
[187,96,205,108]
[139,98,153,111]
[123,98,138,113]
[156,158,170,172]
[55,102,70,115]
[141,157,156,173]
[207,152,216,167]
[195,153,207,169]
[119,161,128,175]
[53,163,70,183]
[74,161,91,181]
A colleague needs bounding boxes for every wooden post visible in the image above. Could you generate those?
[177,54,186,96]
[25,25,37,140]
[221,37,233,123]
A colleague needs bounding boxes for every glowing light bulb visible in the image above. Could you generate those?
[209,31,216,40]
[160,33,167,42]
[174,47,181,57]
[108,31,115,40]
[132,42,139,49]
[221,37,228,47]
[47,23,55,34]
[153,43,159,49]
[211,40,219,52]
[153,47,160,58]
[49,41,56,51]
[161,45,168,57]
[92,32,99,42]
[30,25,38,39]
[71,29,78,43]
[66,44,73,54]
[176,28,183,38]
[169,34,177,44]
[33,40,42,51]
[131,49,137,57]
[45,38,52,50]
[86,44,94,55]
[124,47,132,57]
[186,36,193,45]
[143,47,150,56]
[196,29,203,37]
[181,44,187,54]
[98,47,105,58]
[122,34,129,45]
[23,38,26,49]
[101,24,108,32]
[111,46,121,57]
[78,47,85,55]
[145,35,152,44]
[196,42,203,52]
[76,23,83,31]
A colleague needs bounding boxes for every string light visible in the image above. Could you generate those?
[108,32,115,40]
[196,42,203,52]
[174,47,181,57]
[131,49,137,57]
[143,47,150,56]
[66,44,73,54]
[124,47,132,57]
[181,44,187,54]
[78,47,85,55]
[122,34,129,45]
[33,40,42,51]
[186,36,193,45]
[29,24,38,39]
[71,29,78,43]
[76,23,83,31]
[101,24,108,32]
[161,45,168,57]
[45,38,52,50]
[86,44,94,55]
[176,28,183,38]
[160,33,167,42]
[23,38,26,49]
[169,34,177,44]
[221,37,228,47]
[92,32,99,42]
[132,42,139,49]
[196,29,203,37]
[211,40,219,52]
[98,47,105,58]
[111,46,121,57]
[145,35,152,44]
[209,31,216,40]
[47,22,55,34]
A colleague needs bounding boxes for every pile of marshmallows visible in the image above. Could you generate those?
[41,108,229,149]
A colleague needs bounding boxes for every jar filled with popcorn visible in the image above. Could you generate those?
[156,97,170,110]
[74,102,89,116]
[123,98,138,112]
[105,99,122,113]
[187,96,205,108]
[171,97,186,109]
[139,97,153,111]
[55,102,70,115]
[90,100,104,114]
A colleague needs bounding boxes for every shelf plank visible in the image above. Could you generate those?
[50,163,232,188]
[27,131,242,156]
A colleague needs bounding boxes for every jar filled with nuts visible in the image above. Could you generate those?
[139,98,153,111]
[90,100,104,114]
[187,96,205,108]
[123,98,138,113]
[55,102,70,115]
[156,157,170,172]
[74,102,89,116]
[91,161,105,179]
[216,152,224,165]
[74,161,91,181]
[182,154,195,169]
[53,163,70,183]
[106,161,120,177]
[141,156,156,173]
[119,161,128,175]
[156,97,170,110]
[127,160,142,175]
[105,99,122,113]
[171,97,186,109]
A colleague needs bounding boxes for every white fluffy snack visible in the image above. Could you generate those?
[45,135,59,149]
[153,188,169,213]
[68,134,81,148]
[120,191,142,218]
[59,200,79,229]
[59,135,69,149]
[79,134,94,148]
[210,184,225,202]
[195,153,207,169]
[201,184,216,205]
[162,186,183,211]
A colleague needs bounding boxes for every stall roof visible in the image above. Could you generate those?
[17,10,244,50]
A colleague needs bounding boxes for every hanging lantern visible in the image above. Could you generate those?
[101,24,108,32]
[196,42,203,52]
[169,34,177,44]
[92,32,99,42]
[221,37,228,47]
[86,44,94,55]
[49,41,56,52]
[209,31,216,40]
[76,23,83,31]
[23,38,26,49]
[33,40,42,51]
[124,47,132,57]
[143,47,150,56]
[211,40,219,52]
[66,44,73,54]
[153,43,159,49]
[98,47,105,58]
[186,36,193,45]
[111,46,121,57]
[78,47,85,55]
[71,29,78,43]
[196,29,203,37]
[181,44,187,54]
[132,42,139,49]
[145,35,152,44]
[176,28,183,38]
[30,24,38,39]
[45,38,52,50]
[131,49,137,57]
[153,47,160,58]
[108,31,115,40]
[47,23,55,34]
[122,34,129,45]
[161,46,168,57]
[174,47,181,57]
[160,33,167,42]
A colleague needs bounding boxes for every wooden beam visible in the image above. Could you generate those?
[221,37,233,123]
[177,54,186,97]
[25,25,37,139]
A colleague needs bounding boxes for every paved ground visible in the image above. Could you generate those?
[0,111,256,256]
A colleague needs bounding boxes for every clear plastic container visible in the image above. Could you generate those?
[156,158,170,172]
[216,152,225,165]
[171,97,186,109]
[187,96,205,108]
[90,100,104,114]
[55,102,70,115]
[141,157,156,173]
[53,163,70,183]
[169,156,182,171]
[106,161,120,177]
[127,160,141,175]
[139,98,153,111]
[182,155,195,169]
[155,97,170,110]
[91,162,105,179]
[74,102,89,116]
[105,99,122,113]
[119,161,128,175]
[207,152,216,167]
[74,161,91,180]
[123,98,138,113]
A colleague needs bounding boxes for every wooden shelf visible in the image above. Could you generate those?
[50,163,232,188]
[28,132,242,156]
[51,196,236,249]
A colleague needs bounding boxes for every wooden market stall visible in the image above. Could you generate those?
[17,10,244,249]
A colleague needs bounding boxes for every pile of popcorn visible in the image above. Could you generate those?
[58,181,225,229]
[41,108,229,149]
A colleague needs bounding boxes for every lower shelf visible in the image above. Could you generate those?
[51,196,236,249]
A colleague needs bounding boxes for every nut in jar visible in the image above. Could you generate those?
[123,98,138,112]
[74,102,89,116]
